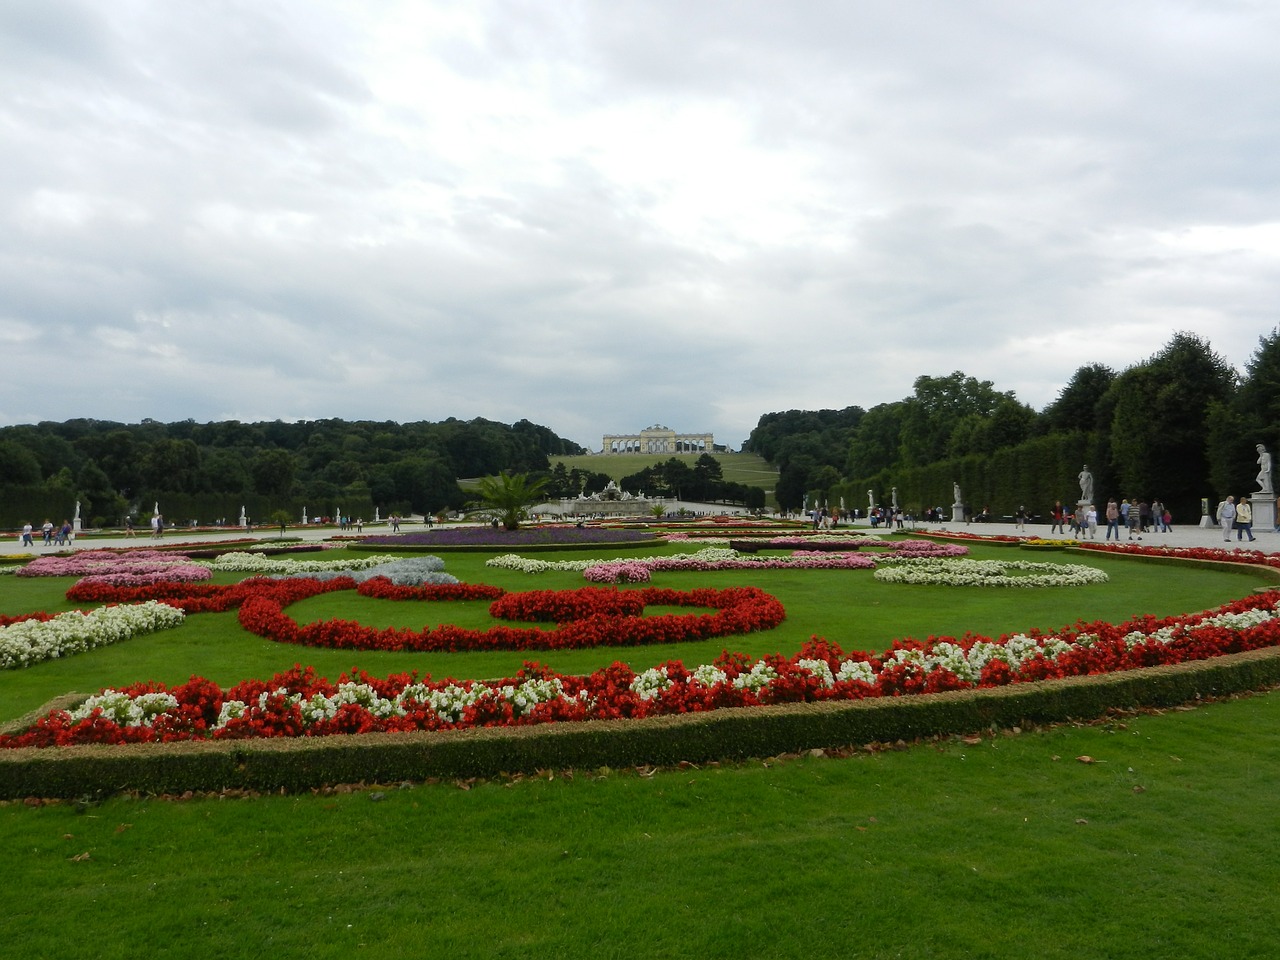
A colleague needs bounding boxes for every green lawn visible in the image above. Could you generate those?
[0,541,1275,958]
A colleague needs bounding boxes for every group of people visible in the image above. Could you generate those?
[18,519,74,547]
[1043,497,1172,541]
[1215,495,1262,543]
[1100,498,1171,541]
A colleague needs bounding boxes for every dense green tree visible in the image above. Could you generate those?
[1040,363,1116,435]
[744,407,863,472]
[846,403,906,478]
[948,397,1038,457]
[251,450,296,498]
[775,457,815,513]
[690,454,725,500]
[142,438,202,493]
[76,460,125,524]
[0,439,42,485]
[1208,328,1280,496]
[0,415,581,528]
[1107,333,1236,514]
[899,372,1012,468]
[202,449,252,494]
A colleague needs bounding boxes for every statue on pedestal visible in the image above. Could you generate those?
[1078,465,1094,504]
[1256,444,1273,494]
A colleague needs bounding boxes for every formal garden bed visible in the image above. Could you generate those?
[2,537,1280,798]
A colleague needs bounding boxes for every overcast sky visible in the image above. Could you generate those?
[3,1,1278,451]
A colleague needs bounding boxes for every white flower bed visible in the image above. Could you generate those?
[212,674,585,728]
[200,552,401,574]
[873,557,1109,587]
[0,601,186,670]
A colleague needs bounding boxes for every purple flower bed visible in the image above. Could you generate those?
[361,526,660,548]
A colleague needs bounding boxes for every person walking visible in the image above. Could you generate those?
[1105,498,1120,540]
[1015,504,1027,532]
[1073,504,1087,540]
[1236,496,1257,542]
[1127,500,1143,540]
[1051,501,1065,534]
[1217,496,1237,542]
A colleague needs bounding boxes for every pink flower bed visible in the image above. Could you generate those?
[17,550,213,584]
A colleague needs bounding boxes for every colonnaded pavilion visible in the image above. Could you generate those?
[601,424,715,455]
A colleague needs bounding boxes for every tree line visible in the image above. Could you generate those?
[745,330,1276,524]
[0,416,585,528]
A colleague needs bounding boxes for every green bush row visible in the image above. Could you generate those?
[4,647,1279,800]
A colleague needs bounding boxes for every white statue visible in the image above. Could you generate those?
[953,482,962,504]
[153,501,159,517]
[866,489,874,511]
[891,486,899,510]
[302,507,308,524]
[1078,465,1094,503]
[1257,444,1273,494]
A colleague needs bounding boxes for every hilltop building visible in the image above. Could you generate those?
[602,424,715,455]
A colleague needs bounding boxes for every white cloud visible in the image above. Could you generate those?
[1,0,1278,452]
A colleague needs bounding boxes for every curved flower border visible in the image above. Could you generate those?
[56,575,786,655]
[0,601,186,670]
[238,582,786,653]
[6,589,1280,747]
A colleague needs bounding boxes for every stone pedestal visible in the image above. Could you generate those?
[952,502,965,523]
[1252,498,1276,533]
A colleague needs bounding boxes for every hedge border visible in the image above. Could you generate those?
[4,645,1280,800]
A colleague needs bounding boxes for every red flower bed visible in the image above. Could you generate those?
[238,583,786,653]
[61,576,786,654]
[8,590,1280,748]
[1072,541,1280,568]
[0,612,56,628]
[355,579,506,602]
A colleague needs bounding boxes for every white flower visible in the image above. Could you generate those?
[691,663,729,687]
[732,660,778,691]
[0,601,185,670]
[796,658,835,688]
[874,558,1109,588]
[836,659,876,685]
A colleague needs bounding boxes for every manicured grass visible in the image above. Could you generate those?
[0,540,1276,958]
[2,691,1277,959]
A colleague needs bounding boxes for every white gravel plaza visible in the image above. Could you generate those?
[10,507,1276,554]
[850,512,1275,552]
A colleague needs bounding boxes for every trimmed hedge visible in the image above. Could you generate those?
[4,646,1280,800]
